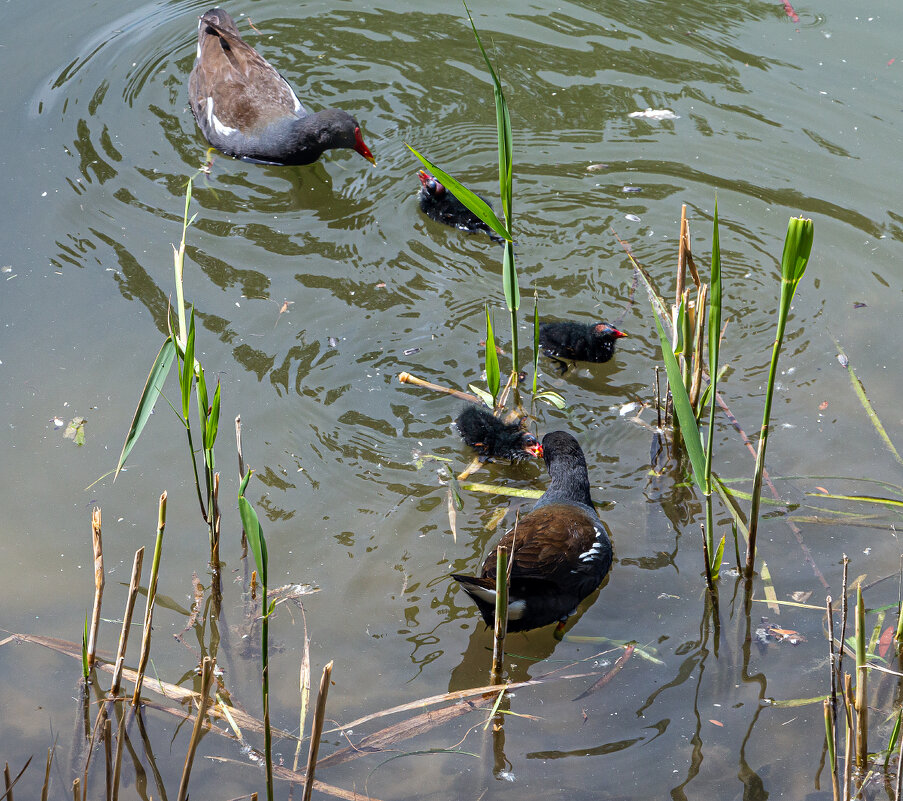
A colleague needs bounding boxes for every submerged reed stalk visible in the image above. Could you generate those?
[491,545,509,685]
[103,717,112,801]
[176,657,214,801]
[303,661,334,801]
[133,492,167,707]
[87,508,104,671]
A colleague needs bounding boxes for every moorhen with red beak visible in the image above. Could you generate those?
[417,171,503,243]
[188,8,376,166]
[539,320,626,374]
[455,405,542,462]
[452,430,612,633]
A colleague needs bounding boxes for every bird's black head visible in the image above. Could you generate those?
[540,430,585,466]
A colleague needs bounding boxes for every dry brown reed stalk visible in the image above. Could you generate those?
[689,283,708,408]
[4,763,12,801]
[72,778,79,801]
[490,545,509,685]
[397,372,482,404]
[302,660,334,801]
[133,492,167,707]
[87,508,104,671]
[177,656,214,801]
[110,547,144,696]
[103,717,112,801]
[838,556,850,683]
[827,595,837,714]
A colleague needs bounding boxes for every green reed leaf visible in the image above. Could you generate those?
[115,336,177,479]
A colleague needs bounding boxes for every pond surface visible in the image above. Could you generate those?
[2,0,903,798]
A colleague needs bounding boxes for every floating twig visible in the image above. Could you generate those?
[573,645,635,701]
[398,372,482,404]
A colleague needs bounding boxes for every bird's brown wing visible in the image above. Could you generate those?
[481,505,596,583]
[190,18,305,133]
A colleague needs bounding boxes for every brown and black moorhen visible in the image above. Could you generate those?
[455,405,542,462]
[188,8,376,166]
[417,171,503,243]
[452,430,612,633]
[539,320,626,374]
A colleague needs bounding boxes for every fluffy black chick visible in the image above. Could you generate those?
[538,320,626,374]
[455,405,542,462]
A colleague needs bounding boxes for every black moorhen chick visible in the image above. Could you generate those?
[452,430,612,633]
[417,171,503,243]
[539,320,626,374]
[188,8,376,166]
[455,405,542,462]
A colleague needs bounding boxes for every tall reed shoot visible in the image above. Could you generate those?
[115,178,223,554]
[745,216,814,574]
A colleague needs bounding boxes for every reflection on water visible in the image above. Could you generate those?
[3,0,903,798]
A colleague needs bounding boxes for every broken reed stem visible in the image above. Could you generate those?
[111,547,145,696]
[292,614,312,773]
[397,372,483,404]
[843,673,853,799]
[855,586,868,769]
[104,717,112,801]
[133,492,167,707]
[176,657,214,801]
[72,778,79,801]
[302,661,334,801]
[87,508,104,671]
[676,205,688,306]
[827,595,837,715]
[490,545,509,685]
[4,763,12,801]
[689,283,708,410]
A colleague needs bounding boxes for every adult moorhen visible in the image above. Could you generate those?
[455,404,542,462]
[188,8,376,166]
[452,430,612,633]
[417,171,503,243]
[539,320,626,374]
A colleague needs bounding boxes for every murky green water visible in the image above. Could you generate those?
[3,0,903,798]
